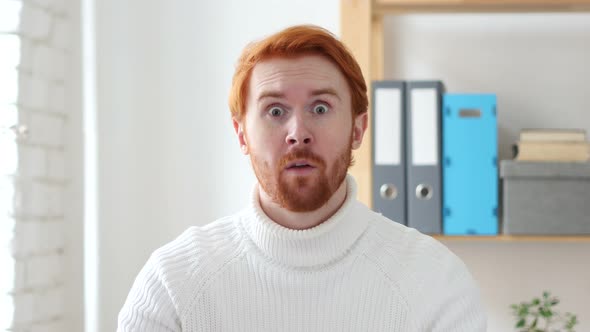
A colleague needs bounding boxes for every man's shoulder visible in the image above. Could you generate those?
[367,211,440,256]
[153,213,246,267]
[360,214,485,330]
[139,212,249,312]
[366,215,485,330]
[119,213,249,324]
[365,212,469,284]
[148,213,246,286]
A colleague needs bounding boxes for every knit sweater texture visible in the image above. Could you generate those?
[118,176,487,331]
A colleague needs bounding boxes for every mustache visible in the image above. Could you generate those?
[278,149,326,169]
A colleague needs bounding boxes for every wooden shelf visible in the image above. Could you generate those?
[340,0,590,208]
[433,235,590,242]
[375,0,590,14]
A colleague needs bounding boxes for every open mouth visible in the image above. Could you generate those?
[285,160,315,170]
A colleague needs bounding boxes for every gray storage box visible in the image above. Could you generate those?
[500,160,590,235]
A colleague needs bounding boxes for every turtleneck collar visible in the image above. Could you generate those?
[239,175,370,268]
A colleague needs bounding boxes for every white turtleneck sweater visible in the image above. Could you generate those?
[118,176,486,331]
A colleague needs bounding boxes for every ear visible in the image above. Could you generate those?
[232,118,249,155]
[351,112,368,150]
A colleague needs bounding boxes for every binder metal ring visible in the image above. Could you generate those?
[379,183,398,200]
[415,184,433,200]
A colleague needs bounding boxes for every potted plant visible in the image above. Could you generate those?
[511,291,578,332]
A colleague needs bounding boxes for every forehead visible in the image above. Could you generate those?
[249,55,348,96]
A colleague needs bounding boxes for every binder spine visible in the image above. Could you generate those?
[405,81,444,234]
[371,81,407,225]
[442,93,499,235]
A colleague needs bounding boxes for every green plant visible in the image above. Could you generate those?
[510,291,578,332]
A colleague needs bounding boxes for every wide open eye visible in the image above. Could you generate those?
[313,103,329,115]
[268,106,285,117]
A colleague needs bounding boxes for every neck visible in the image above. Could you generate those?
[258,179,348,230]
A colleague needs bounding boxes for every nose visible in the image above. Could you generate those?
[285,115,313,146]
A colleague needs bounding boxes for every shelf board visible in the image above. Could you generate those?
[375,0,590,15]
[433,235,590,242]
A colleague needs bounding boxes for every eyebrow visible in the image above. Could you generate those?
[257,88,341,103]
[311,88,341,100]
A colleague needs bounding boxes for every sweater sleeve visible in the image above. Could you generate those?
[117,253,181,332]
[411,240,487,332]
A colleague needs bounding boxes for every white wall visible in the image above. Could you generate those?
[88,3,590,332]
[92,1,339,331]
[383,13,590,160]
[5,0,75,331]
[383,13,590,332]
[445,241,590,332]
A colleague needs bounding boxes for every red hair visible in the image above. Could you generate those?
[229,25,368,121]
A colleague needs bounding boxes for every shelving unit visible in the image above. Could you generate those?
[340,0,590,241]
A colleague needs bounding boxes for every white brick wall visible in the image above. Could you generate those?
[20,3,52,41]
[13,221,64,256]
[2,0,71,330]
[27,113,64,147]
[47,84,66,114]
[19,75,50,109]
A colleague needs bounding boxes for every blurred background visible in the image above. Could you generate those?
[0,0,589,331]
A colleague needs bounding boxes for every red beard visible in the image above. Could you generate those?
[250,137,353,212]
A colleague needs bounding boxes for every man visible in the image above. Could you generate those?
[118,25,486,331]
